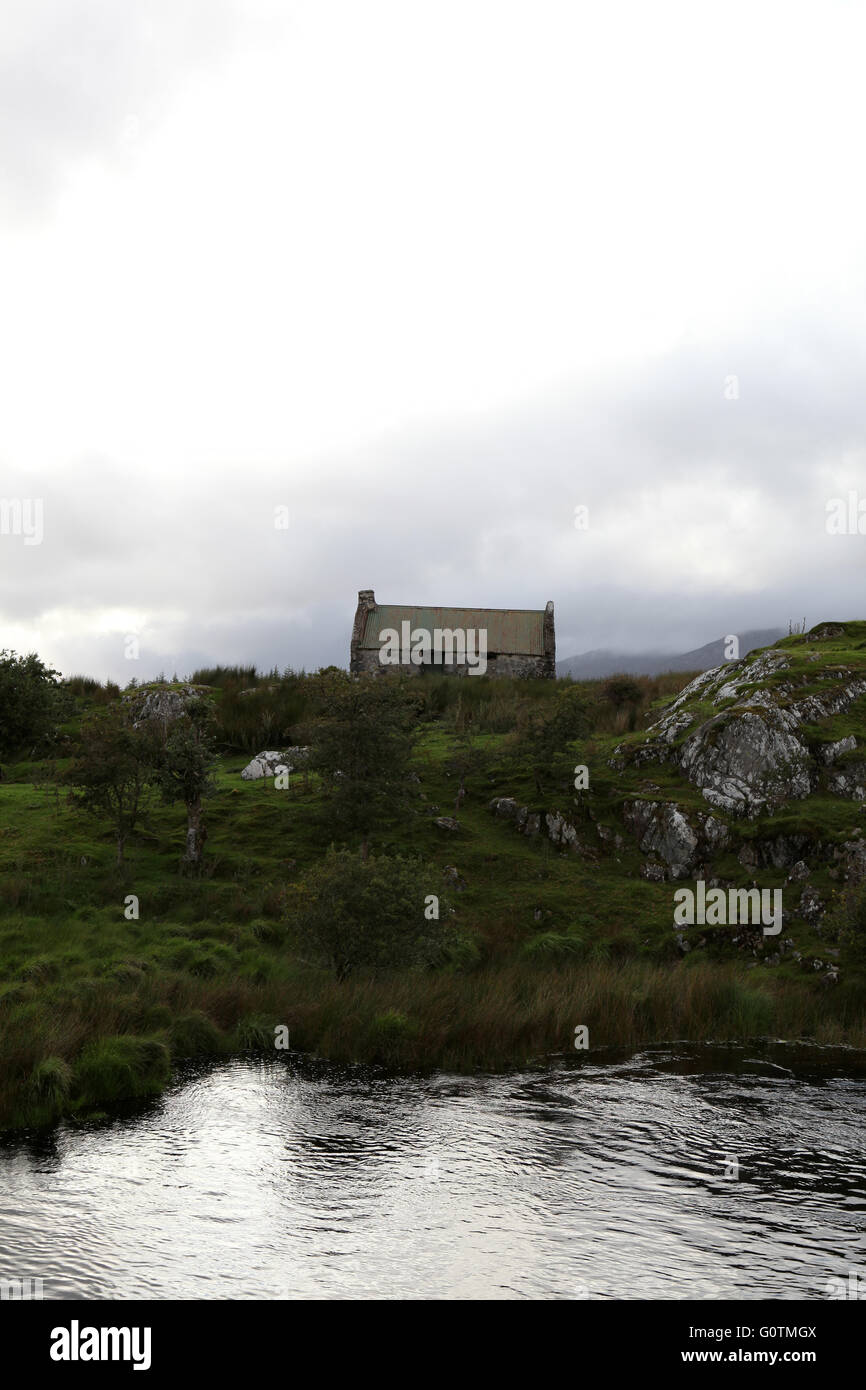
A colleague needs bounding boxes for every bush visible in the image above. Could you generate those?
[287,847,458,979]
[441,930,483,972]
[602,676,644,710]
[0,650,64,756]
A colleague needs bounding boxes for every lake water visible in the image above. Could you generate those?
[1,1046,864,1300]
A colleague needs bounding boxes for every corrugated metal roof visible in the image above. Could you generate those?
[360,605,545,655]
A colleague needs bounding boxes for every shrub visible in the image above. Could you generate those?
[602,676,644,710]
[0,650,64,756]
[441,931,483,972]
[251,919,285,945]
[286,847,457,979]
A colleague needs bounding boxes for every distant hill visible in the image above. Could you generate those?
[556,628,785,680]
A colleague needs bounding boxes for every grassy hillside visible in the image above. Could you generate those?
[2,632,866,1131]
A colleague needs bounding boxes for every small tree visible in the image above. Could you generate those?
[513,684,596,796]
[287,847,453,979]
[0,650,64,757]
[152,700,218,868]
[309,673,419,859]
[66,708,157,865]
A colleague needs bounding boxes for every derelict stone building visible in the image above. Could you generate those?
[350,589,555,678]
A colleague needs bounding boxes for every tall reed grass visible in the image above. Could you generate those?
[4,958,863,1128]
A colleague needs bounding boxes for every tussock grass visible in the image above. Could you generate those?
[73,1035,171,1107]
[168,1011,225,1059]
[5,953,862,1128]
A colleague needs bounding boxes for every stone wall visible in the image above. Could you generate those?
[352,648,551,678]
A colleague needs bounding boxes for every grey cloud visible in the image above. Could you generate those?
[2,309,865,681]
[0,0,245,216]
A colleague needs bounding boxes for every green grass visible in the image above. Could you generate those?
[2,637,866,1129]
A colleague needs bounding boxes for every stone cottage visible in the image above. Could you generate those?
[349,589,555,678]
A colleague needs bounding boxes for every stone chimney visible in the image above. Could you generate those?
[543,600,555,677]
[350,590,376,672]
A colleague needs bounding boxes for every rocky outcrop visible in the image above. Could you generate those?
[678,709,812,816]
[494,631,866,930]
[640,860,667,882]
[737,834,822,870]
[623,801,697,877]
[240,746,311,780]
[786,860,811,882]
[820,737,866,799]
[124,684,210,729]
[820,736,857,764]
[241,751,288,780]
[611,641,866,817]
[622,800,730,879]
[489,797,592,855]
[489,797,542,837]
[799,885,825,924]
[826,765,866,799]
[545,810,581,850]
[595,823,624,850]
[442,865,467,891]
[833,837,866,884]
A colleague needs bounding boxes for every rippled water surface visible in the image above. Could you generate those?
[1,1048,864,1299]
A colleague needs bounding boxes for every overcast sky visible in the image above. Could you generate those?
[2,0,865,682]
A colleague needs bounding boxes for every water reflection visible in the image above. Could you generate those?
[1,1046,864,1299]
